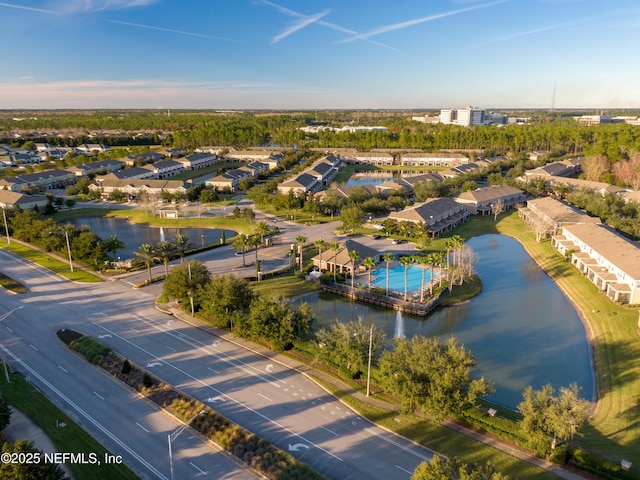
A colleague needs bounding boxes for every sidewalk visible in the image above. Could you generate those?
[159,303,588,480]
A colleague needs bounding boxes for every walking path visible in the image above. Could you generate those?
[160,304,589,480]
[3,407,74,479]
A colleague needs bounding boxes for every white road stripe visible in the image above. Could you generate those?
[136,422,150,433]
[93,391,105,400]
[58,365,68,373]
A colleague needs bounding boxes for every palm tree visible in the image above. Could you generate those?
[173,233,192,263]
[233,234,250,267]
[134,243,158,283]
[330,241,341,284]
[451,234,465,286]
[399,255,412,301]
[416,255,430,302]
[382,252,393,296]
[436,251,446,288]
[363,257,376,292]
[315,239,327,265]
[254,220,269,245]
[249,234,261,263]
[104,234,125,262]
[295,235,307,272]
[426,253,439,298]
[348,249,360,290]
[155,240,176,277]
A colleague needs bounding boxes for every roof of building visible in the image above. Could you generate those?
[280,173,317,189]
[93,178,186,190]
[526,196,601,225]
[106,167,154,179]
[389,198,462,224]
[312,239,381,267]
[453,185,524,203]
[563,223,640,279]
[0,190,48,206]
[401,152,467,159]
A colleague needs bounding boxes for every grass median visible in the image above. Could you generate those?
[0,370,139,480]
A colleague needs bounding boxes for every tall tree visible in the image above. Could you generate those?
[378,336,494,421]
[172,233,192,263]
[412,456,509,480]
[348,249,360,289]
[155,240,176,277]
[163,260,211,313]
[399,255,412,301]
[330,241,341,284]
[233,234,250,267]
[363,257,376,292]
[254,220,270,245]
[295,235,307,272]
[133,243,158,283]
[314,317,386,379]
[518,383,591,450]
[382,252,393,296]
[315,239,327,264]
[103,234,125,262]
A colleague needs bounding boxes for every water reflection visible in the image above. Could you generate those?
[67,216,235,260]
[298,234,594,408]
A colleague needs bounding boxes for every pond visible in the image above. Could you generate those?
[298,234,594,409]
[66,216,236,260]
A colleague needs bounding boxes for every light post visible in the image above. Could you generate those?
[0,306,24,383]
[366,324,373,397]
[2,208,10,245]
[64,230,74,272]
[201,234,204,248]
[168,409,206,480]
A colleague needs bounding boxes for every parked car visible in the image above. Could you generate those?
[391,238,403,244]
[372,234,381,240]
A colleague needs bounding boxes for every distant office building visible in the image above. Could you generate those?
[439,107,486,126]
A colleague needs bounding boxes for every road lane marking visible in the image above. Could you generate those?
[396,465,413,475]
[29,344,37,351]
[93,391,105,400]
[321,426,338,436]
[58,365,68,373]
[131,327,140,333]
[189,462,206,474]
[136,422,150,433]
[91,321,343,462]
[6,327,13,333]
[257,393,273,402]
[207,366,220,374]
[166,345,177,352]
[0,345,167,479]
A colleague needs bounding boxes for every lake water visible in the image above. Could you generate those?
[298,234,594,408]
[67,216,236,260]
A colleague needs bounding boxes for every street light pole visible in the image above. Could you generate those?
[64,230,74,272]
[366,324,373,397]
[2,208,10,245]
[168,409,206,480]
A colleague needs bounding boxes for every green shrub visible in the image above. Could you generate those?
[121,359,132,374]
[69,336,111,364]
[142,373,153,388]
[569,449,637,480]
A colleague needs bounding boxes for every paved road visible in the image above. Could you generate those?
[0,249,258,480]
[0,246,436,480]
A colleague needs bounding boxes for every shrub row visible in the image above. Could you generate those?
[60,331,326,480]
[68,335,111,364]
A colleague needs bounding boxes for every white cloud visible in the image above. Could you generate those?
[53,0,158,13]
[272,9,330,44]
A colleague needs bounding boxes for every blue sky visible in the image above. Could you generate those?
[1,0,639,109]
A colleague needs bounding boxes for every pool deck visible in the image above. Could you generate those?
[320,282,441,316]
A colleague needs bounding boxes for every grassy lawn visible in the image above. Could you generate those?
[250,270,320,298]
[0,271,28,294]
[0,241,102,283]
[485,210,640,466]
[0,372,139,480]
[313,376,559,480]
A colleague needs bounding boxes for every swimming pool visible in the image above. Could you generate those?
[371,264,433,292]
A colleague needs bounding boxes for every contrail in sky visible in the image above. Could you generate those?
[337,0,508,43]
[0,2,59,14]
[272,9,331,44]
[106,19,243,42]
